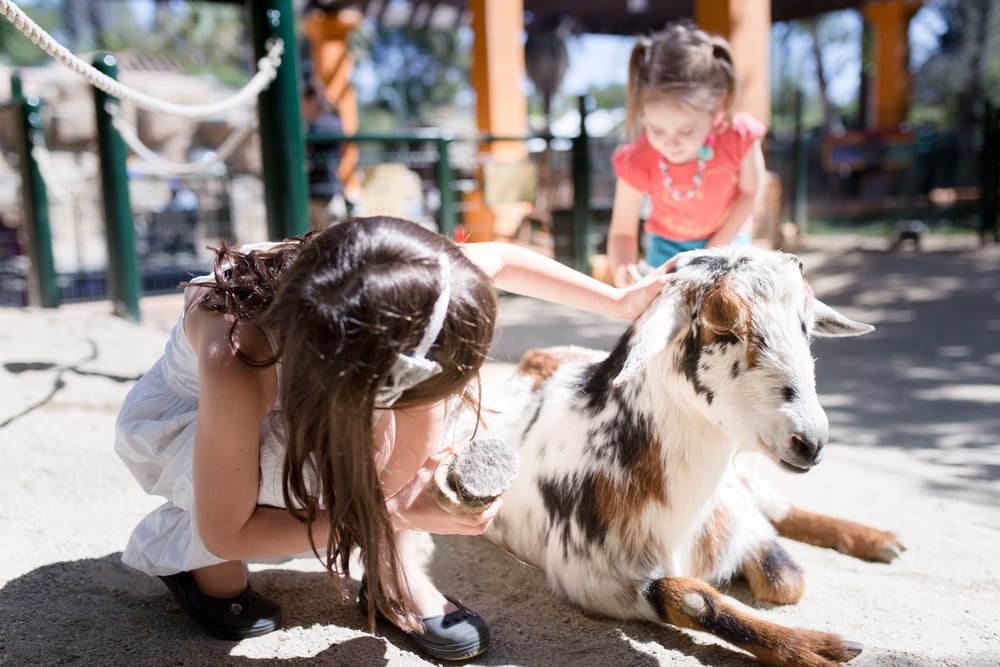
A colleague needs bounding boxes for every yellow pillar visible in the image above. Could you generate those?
[302,9,363,198]
[466,0,529,241]
[695,0,771,125]
[863,0,921,131]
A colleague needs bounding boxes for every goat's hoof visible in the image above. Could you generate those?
[842,640,864,660]
[874,543,904,563]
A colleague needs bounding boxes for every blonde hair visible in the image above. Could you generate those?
[625,22,737,137]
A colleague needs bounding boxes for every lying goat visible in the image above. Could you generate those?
[477,246,903,667]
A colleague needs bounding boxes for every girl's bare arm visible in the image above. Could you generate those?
[606,177,645,286]
[461,237,671,322]
[708,139,766,247]
[187,308,330,560]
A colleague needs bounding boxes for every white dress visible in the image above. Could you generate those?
[114,266,296,576]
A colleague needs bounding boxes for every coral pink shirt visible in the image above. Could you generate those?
[612,112,766,241]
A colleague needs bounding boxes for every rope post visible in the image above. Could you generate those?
[435,135,455,238]
[92,54,141,322]
[11,72,59,308]
[570,95,592,275]
[249,0,308,240]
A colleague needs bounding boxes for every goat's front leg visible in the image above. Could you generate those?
[774,506,905,563]
[645,576,862,667]
[738,467,904,563]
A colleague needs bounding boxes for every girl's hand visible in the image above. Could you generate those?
[384,449,502,535]
[613,263,643,288]
[614,255,679,321]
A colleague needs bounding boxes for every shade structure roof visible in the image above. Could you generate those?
[308,0,870,33]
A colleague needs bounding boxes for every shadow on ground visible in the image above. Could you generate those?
[0,547,765,667]
[804,246,1000,507]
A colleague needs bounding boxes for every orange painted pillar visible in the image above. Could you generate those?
[862,0,921,131]
[466,0,529,241]
[302,9,363,199]
[695,0,771,125]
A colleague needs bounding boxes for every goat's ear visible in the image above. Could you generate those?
[613,291,682,386]
[811,298,875,337]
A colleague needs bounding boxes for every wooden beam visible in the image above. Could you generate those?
[302,9,363,196]
[863,0,921,131]
[467,0,529,241]
[695,0,772,126]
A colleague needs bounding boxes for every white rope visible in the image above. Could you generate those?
[106,103,259,176]
[0,0,283,120]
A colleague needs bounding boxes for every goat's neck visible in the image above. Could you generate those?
[630,362,737,543]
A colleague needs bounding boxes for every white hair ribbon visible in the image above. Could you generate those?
[376,255,452,407]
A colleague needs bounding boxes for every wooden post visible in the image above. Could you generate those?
[302,9,363,199]
[695,0,771,125]
[466,0,529,242]
[862,0,921,131]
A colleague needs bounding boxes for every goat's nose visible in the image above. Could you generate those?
[790,434,825,467]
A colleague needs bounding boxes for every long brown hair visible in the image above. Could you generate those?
[625,21,737,137]
[191,217,497,631]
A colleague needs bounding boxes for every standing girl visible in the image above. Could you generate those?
[115,216,670,661]
[607,21,767,287]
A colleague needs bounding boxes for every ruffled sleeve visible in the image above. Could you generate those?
[729,112,767,157]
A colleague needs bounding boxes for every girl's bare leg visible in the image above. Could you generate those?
[190,560,248,597]
[377,401,457,618]
[396,528,456,617]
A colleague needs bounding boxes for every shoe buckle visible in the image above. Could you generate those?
[229,603,244,615]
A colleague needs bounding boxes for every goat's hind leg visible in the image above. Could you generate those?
[645,577,862,667]
[741,539,806,605]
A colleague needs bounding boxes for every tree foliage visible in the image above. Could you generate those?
[1,0,250,86]
[350,24,471,126]
[0,0,61,66]
[910,0,1000,127]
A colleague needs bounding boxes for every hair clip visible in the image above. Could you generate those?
[376,255,452,407]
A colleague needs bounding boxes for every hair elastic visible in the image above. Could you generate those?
[376,254,452,407]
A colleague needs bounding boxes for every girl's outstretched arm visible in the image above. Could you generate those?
[460,240,673,322]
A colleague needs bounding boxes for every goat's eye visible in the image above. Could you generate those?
[800,318,808,337]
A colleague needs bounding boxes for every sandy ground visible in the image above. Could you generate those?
[1,234,999,666]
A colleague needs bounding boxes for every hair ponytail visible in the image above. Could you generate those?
[625,37,654,137]
[623,21,738,126]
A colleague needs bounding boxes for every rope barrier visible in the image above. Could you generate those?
[0,0,283,120]
[106,103,259,176]
[30,145,75,204]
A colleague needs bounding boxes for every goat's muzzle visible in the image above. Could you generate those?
[780,434,826,473]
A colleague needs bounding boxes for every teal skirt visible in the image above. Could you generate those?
[646,233,751,269]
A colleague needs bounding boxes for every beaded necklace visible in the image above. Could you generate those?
[659,143,714,201]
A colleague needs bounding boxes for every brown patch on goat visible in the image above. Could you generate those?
[689,505,732,579]
[741,540,806,605]
[517,349,571,390]
[775,506,905,563]
[698,280,763,370]
[592,439,668,559]
[646,577,862,665]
